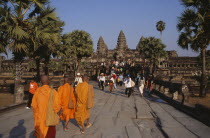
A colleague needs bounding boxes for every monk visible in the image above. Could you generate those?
[26,79,38,109]
[31,75,60,138]
[86,77,94,129]
[75,75,93,134]
[58,76,76,131]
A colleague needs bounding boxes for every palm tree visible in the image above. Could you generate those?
[136,36,168,75]
[177,0,210,97]
[0,1,64,80]
[156,20,166,39]
[29,8,64,77]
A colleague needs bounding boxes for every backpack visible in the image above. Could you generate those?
[131,80,135,87]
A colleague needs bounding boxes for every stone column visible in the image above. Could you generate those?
[14,63,24,104]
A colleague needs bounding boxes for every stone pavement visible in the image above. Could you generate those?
[0,81,210,138]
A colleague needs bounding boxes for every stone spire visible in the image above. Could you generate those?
[97,36,108,55]
[116,30,128,50]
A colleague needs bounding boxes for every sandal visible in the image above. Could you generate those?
[86,123,92,128]
[80,130,85,134]
[64,127,69,132]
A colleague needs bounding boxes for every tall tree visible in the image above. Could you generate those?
[0,1,64,80]
[29,8,64,77]
[177,0,210,97]
[137,36,168,75]
[65,30,93,75]
[156,20,166,39]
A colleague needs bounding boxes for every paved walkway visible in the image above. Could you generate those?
[0,81,210,138]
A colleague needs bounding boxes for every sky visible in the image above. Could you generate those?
[1,0,200,59]
[49,0,200,57]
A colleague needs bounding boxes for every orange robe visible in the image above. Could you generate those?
[31,85,60,138]
[87,84,94,119]
[75,82,89,126]
[29,82,38,94]
[58,83,76,121]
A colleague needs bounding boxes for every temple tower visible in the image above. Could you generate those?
[96,36,108,55]
[116,30,128,50]
[115,30,128,60]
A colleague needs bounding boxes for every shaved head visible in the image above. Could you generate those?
[82,75,89,82]
[41,75,49,85]
[64,76,69,84]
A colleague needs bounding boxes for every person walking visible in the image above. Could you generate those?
[124,75,132,97]
[31,75,60,138]
[138,76,145,97]
[118,74,123,86]
[112,73,117,89]
[99,73,105,90]
[74,73,82,87]
[26,79,38,109]
[109,75,114,92]
[146,75,153,96]
[58,76,76,131]
[75,75,93,134]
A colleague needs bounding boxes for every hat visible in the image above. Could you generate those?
[77,73,80,75]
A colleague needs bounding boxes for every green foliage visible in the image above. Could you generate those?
[137,36,168,65]
[48,60,63,72]
[0,0,50,59]
[58,30,94,73]
[177,0,210,96]
[136,36,167,75]
[177,0,210,50]
[0,0,64,78]
[156,20,166,36]
[67,30,94,60]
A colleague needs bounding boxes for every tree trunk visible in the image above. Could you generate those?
[200,47,206,97]
[76,59,81,75]
[44,57,50,75]
[36,59,41,82]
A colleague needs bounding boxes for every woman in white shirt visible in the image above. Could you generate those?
[124,75,132,97]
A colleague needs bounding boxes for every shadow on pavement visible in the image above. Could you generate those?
[9,119,26,138]
[143,90,167,104]
[29,131,35,138]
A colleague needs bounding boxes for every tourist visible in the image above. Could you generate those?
[26,79,38,109]
[31,75,60,138]
[124,75,132,97]
[109,75,114,92]
[74,73,82,87]
[58,76,76,131]
[118,74,123,86]
[99,73,105,90]
[112,73,117,89]
[138,76,145,97]
[97,74,101,88]
[75,75,93,134]
[146,75,153,95]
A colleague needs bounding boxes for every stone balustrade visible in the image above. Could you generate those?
[152,80,190,104]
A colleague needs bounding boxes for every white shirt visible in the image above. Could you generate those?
[75,77,82,84]
[110,77,115,82]
[124,78,131,88]
[99,76,105,81]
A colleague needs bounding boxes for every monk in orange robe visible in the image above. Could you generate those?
[58,76,76,131]
[31,75,60,138]
[75,75,92,133]
[86,79,94,128]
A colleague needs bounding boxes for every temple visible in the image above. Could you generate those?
[0,30,209,93]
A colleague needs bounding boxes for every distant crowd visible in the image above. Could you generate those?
[97,72,153,98]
